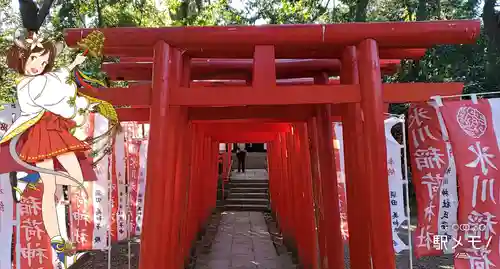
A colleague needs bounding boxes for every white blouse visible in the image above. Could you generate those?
[0,68,90,142]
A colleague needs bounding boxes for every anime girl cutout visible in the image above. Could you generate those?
[0,2,119,268]
[0,30,101,267]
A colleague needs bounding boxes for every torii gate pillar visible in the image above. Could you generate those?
[340,46,372,268]
[139,41,179,268]
[357,39,395,269]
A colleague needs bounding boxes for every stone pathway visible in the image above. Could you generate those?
[194,211,293,269]
[72,167,454,269]
[230,169,269,180]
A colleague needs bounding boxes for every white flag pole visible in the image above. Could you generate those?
[125,128,132,269]
[400,115,414,268]
[107,152,112,269]
[15,200,20,268]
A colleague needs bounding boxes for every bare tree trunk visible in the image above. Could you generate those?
[407,0,428,81]
[483,0,499,49]
[483,0,500,86]
[435,0,441,19]
[416,0,427,21]
[96,0,103,27]
[354,0,369,22]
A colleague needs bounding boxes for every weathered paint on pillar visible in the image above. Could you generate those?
[156,49,183,268]
[178,55,193,265]
[290,129,300,258]
[307,117,328,268]
[268,141,277,216]
[171,107,190,268]
[179,121,194,265]
[279,133,290,239]
[357,39,396,269]
[277,135,286,236]
[139,41,172,269]
[187,125,202,245]
[340,47,372,269]
[296,123,320,269]
[315,104,345,269]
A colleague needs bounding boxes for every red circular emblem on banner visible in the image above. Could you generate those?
[456,106,487,138]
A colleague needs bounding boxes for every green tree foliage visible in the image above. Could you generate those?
[0,0,500,106]
[0,0,18,103]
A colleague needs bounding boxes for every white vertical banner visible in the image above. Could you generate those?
[0,173,14,269]
[115,131,127,241]
[433,101,458,253]
[384,117,409,253]
[92,115,111,250]
[135,140,148,235]
[0,105,18,269]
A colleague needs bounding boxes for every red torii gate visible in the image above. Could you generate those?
[102,58,405,81]
[65,19,480,269]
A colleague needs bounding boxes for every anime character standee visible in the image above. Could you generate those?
[0,31,100,266]
[0,1,118,268]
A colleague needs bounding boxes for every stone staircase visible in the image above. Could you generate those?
[224,169,270,212]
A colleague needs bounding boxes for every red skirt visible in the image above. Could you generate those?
[19,111,90,162]
[0,111,97,181]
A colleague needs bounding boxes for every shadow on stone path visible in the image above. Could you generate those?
[194,211,294,269]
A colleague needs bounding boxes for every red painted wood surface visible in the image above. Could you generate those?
[296,123,319,268]
[101,59,401,81]
[306,116,328,268]
[91,47,427,58]
[340,46,372,269]
[357,39,395,269]
[79,82,463,109]
[190,105,346,122]
[170,108,189,268]
[178,121,194,265]
[65,20,479,55]
[189,78,343,86]
[139,41,172,269]
[315,105,345,268]
[199,122,291,133]
[210,132,278,142]
[114,106,341,122]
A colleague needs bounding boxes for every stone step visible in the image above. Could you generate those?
[230,187,268,193]
[225,198,269,205]
[230,178,269,184]
[228,192,268,199]
[230,182,269,188]
[224,204,270,212]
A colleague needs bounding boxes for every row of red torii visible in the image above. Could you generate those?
[63,19,480,269]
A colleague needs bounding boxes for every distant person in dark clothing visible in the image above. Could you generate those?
[236,143,247,173]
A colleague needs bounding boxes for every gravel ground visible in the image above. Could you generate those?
[69,241,140,269]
